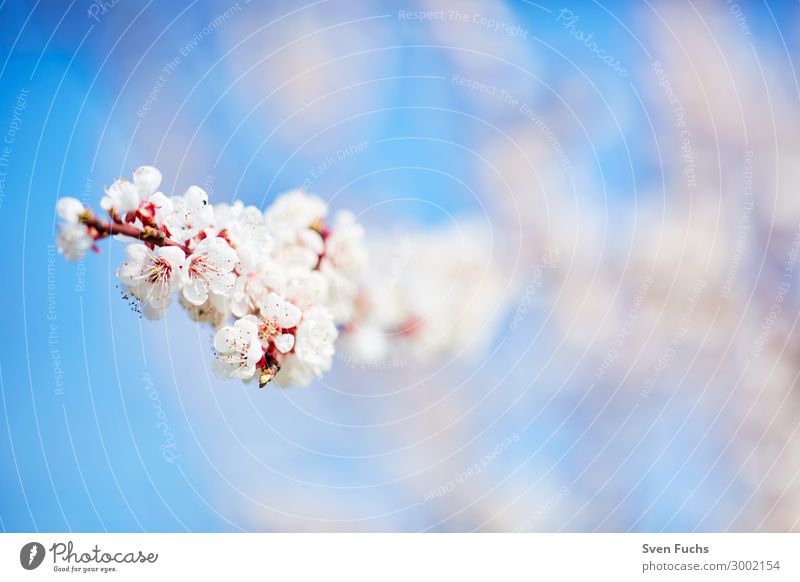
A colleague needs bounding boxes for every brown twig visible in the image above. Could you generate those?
[82,214,192,254]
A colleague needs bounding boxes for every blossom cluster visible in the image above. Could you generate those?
[341,223,510,364]
[56,166,367,388]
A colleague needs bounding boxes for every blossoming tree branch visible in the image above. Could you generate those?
[55,166,367,388]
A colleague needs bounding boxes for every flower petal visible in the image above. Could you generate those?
[274,333,295,354]
[208,271,236,295]
[235,317,259,339]
[279,301,302,328]
[182,275,208,306]
[158,246,186,269]
[245,339,263,366]
[213,357,239,380]
[214,326,238,352]
[56,197,84,223]
[142,302,167,321]
[133,166,162,196]
[237,364,257,380]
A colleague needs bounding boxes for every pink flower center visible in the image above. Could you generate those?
[146,257,172,284]
[188,254,208,278]
[261,317,280,339]
[188,253,222,281]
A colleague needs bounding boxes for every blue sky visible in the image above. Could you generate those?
[0,0,795,532]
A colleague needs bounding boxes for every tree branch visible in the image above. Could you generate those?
[82,214,192,254]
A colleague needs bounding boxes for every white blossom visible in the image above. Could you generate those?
[228,257,286,319]
[282,268,329,309]
[181,236,237,305]
[213,316,263,380]
[151,186,213,243]
[57,167,376,388]
[278,306,337,387]
[273,228,325,270]
[260,291,302,328]
[56,197,85,223]
[117,244,185,320]
[55,196,92,260]
[215,201,273,255]
[340,224,508,362]
[264,189,327,236]
[259,292,301,354]
[179,294,228,327]
[322,210,367,276]
[319,210,368,324]
[56,224,93,261]
[274,354,314,388]
[101,165,161,214]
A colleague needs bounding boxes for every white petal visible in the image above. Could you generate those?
[274,333,295,354]
[183,185,208,207]
[120,190,141,213]
[279,301,302,329]
[182,275,208,306]
[56,197,84,223]
[235,317,259,338]
[214,326,238,352]
[261,292,281,319]
[158,246,186,269]
[299,229,325,254]
[56,224,92,260]
[117,246,150,284]
[106,180,141,213]
[208,271,235,295]
[147,292,172,309]
[245,339,263,366]
[274,354,313,388]
[125,244,151,261]
[149,191,171,208]
[237,364,257,381]
[191,237,212,255]
[213,357,239,380]
[142,302,167,320]
[149,191,173,222]
[133,166,162,196]
[263,292,302,328]
[207,238,237,270]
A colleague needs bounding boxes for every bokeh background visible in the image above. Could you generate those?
[2,0,800,532]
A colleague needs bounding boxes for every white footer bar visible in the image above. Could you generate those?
[1,533,798,581]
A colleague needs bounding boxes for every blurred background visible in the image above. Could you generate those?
[1,0,799,532]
